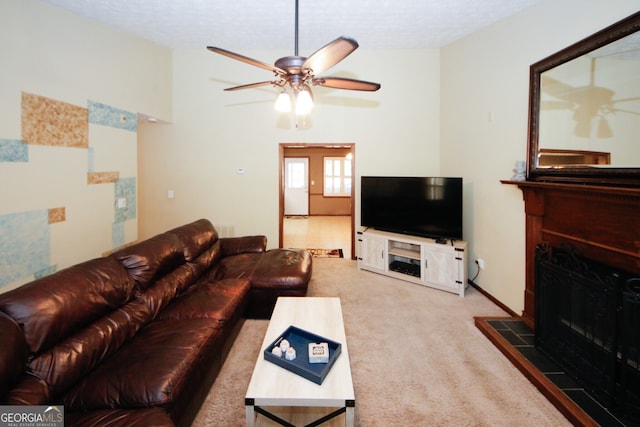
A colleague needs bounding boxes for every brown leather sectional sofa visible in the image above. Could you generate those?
[0,218,312,426]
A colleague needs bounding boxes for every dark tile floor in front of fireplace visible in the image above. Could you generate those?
[487,319,636,427]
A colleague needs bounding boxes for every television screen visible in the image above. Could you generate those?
[361,176,463,240]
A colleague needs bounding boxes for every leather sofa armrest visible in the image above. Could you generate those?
[0,311,29,400]
[220,236,267,257]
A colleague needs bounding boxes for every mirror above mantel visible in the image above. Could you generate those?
[528,11,640,186]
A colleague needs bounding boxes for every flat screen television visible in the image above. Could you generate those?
[361,176,463,240]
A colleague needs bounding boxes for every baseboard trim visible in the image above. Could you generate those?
[468,280,517,317]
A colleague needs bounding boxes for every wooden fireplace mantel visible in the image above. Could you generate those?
[502,180,640,329]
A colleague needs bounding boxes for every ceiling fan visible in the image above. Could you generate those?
[207,0,381,115]
[541,57,640,138]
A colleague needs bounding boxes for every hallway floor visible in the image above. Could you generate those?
[283,215,352,259]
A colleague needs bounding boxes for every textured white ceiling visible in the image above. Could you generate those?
[41,0,542,52]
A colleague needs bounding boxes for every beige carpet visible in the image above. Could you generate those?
[192,258,571,426]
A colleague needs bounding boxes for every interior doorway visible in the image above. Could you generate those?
[278,143,356,260]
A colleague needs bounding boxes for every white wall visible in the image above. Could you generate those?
[0,1,172,122]
[440,0,640,312]
[0,0,172,291]
[138,48,442,243]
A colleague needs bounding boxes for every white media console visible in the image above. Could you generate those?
[357,228,468,297]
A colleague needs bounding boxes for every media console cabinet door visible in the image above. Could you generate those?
[423,245,461,291]
[359,232,386,271]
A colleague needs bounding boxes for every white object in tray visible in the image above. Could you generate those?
[308,342,329,363]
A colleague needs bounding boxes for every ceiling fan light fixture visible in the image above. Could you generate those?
[574,119,591,138]
[597,116,612,138]
[275,90,292,112]
[295,87,314,115]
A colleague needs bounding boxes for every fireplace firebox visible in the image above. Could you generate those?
[536,244,640,419]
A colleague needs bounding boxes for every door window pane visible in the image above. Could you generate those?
[287,162,305,189]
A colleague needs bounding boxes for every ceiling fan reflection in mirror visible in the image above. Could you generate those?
[541,57,640,138]
[207,0,380,118]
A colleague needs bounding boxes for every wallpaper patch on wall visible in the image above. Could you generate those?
[0,210,52,288]
[88,171,119,184]
[34,265,57,280]
[21,92,88,148]
[48,207,66,224]
[88,100,137,132]
[112,222,125,249]
[0,139,28,162]
[88,147,95,172]
[115,177,136,223]
[1,92,138,290]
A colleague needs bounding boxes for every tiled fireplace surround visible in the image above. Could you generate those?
[477,181,640,427]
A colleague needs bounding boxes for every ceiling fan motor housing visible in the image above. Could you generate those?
[275,56,306,72]
[275,56,310,90]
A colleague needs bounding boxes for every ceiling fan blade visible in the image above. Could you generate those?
[224,81,278,92]
[541,76,576,100]
[313,77,381,91]
[541,100,574,110]
[612,96,640,104]
[302,37,358,75]
[611,108,640,116]
[207,46,286,75]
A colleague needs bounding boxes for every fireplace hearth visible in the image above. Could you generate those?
[536,244,640,420]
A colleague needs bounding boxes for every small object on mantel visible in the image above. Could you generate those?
[511,160,526,181]
[308,342,329,363]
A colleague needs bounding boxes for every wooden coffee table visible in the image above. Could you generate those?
[245,297,355,426]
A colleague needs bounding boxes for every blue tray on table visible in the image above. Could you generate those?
[263,325,342,385]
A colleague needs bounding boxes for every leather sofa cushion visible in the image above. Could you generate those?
[209,249,311,290]
[168,218,218,262]
[63,318,223,410]
[28,299,152,398]
[206,252,264,281]
[252,249,312,290]
[138,264,195,318]
[2,374,50,405]
[186,240,222,279]
[0,312,28,400]
[0,256,135,354]
[66,407,175,427]
[157,278,250,325]
[220,235,266,256]
[113,232,185,290]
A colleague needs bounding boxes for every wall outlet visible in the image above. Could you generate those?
[476,259,486,270]
[116,198,127,209]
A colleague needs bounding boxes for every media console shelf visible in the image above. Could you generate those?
[357,229,467,297]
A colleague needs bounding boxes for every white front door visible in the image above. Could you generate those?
[284,157,309,216]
